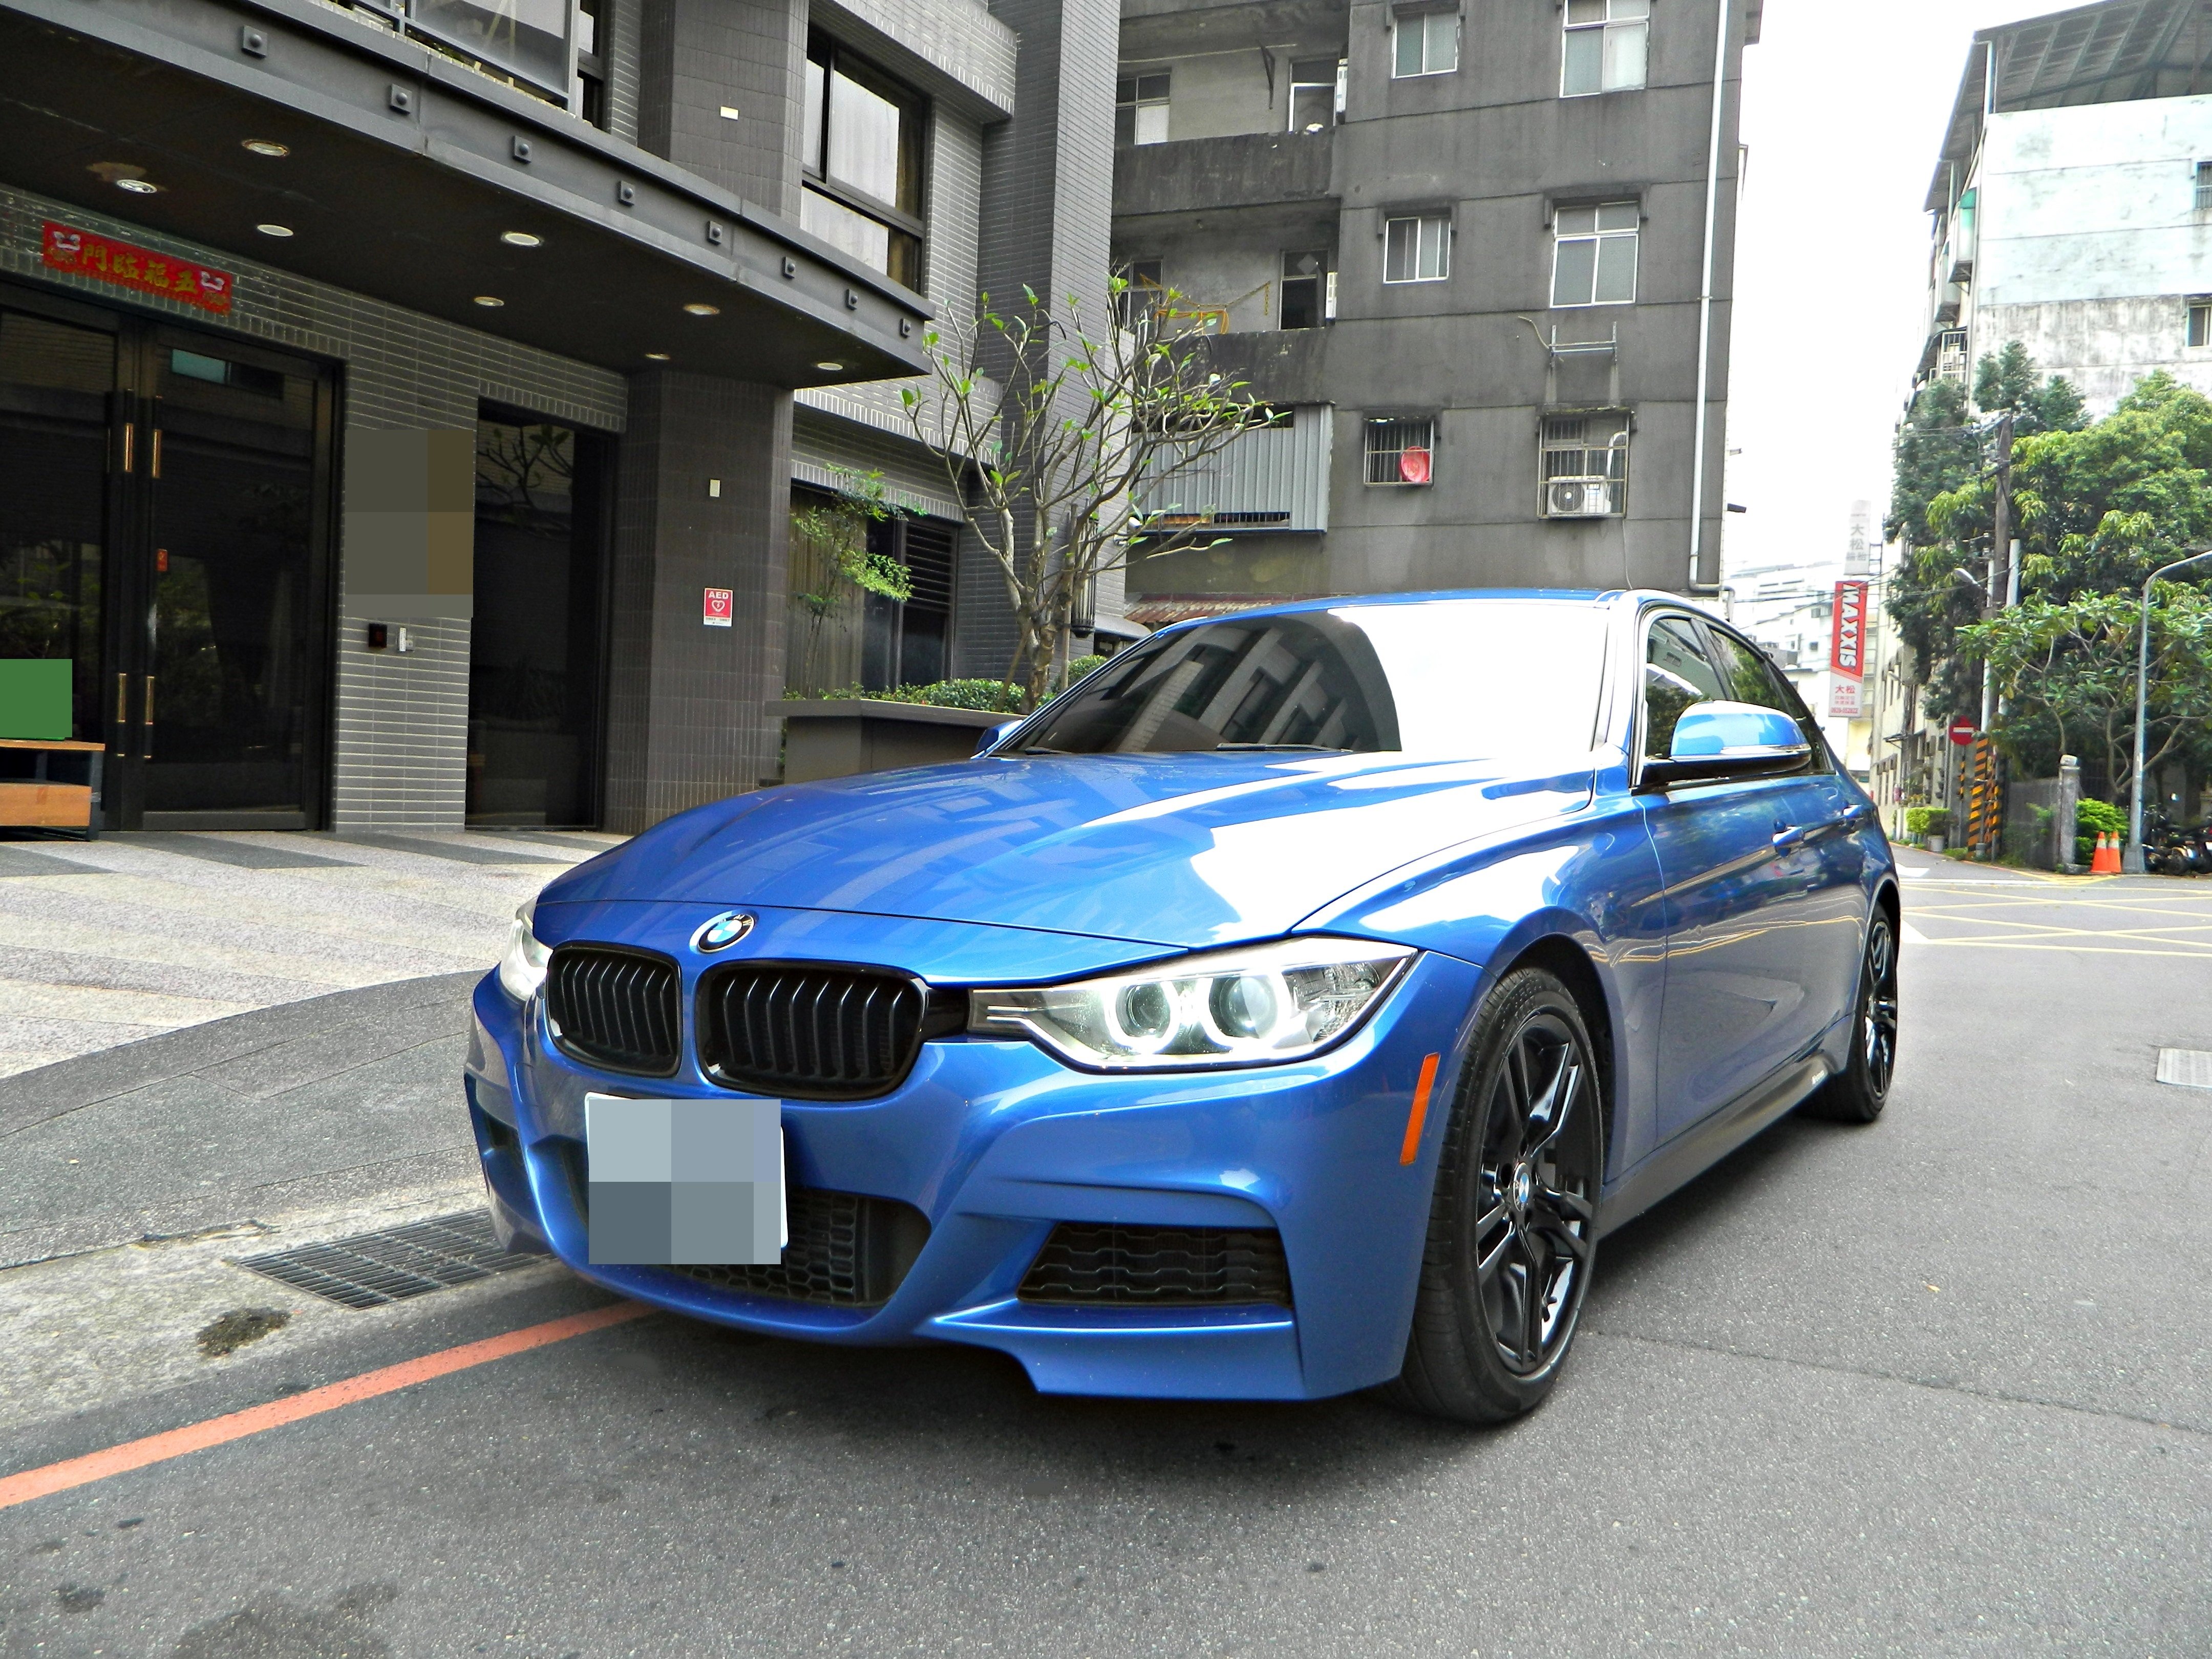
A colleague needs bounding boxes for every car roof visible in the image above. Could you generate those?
[1143,588,1689,632]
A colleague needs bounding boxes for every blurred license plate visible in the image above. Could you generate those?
[583,1094,786,1266]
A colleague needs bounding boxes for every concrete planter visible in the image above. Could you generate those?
[773,700,1009,784]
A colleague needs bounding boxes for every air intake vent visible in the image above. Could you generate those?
[545,944,681,1076]
[696,963,951,1100]
[1018,1224,1293,1307]
[663,1187,930,1306]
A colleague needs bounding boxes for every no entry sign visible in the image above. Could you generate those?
[703,587,733,627]
[1949,718,1975,747]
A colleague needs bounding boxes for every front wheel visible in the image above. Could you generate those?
[1804,910,1899,1124]
[1384,968,1605,1424]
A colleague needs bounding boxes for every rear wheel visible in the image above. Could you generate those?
[1804,910,1898,1124]
[1385,968,1604,1424]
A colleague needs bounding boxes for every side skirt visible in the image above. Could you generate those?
[1593,1055,1831,1240]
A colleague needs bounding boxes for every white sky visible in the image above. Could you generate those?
[1721,0,2072,588]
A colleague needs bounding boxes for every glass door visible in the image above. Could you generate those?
[133,334,332,827]
[0,284,335,830]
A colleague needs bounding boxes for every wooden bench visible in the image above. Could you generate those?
[0,739,104,839]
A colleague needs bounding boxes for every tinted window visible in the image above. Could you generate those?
[1018,602,1609,759]
[1704,626,1825,768]
[1643,615,1727,760]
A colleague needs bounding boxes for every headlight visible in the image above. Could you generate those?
[969,938,1416,1071]
[498,899,551,1002]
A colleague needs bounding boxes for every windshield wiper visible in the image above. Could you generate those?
[1016,744,1077,755]
[1213,742,1350,752]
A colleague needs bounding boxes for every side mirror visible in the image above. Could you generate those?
[1641,701,1811,790]
[976,718,1023,757]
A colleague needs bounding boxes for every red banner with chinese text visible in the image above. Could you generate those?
[41,222,234,315]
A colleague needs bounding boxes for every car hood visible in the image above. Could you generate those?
[545,752,1596,949]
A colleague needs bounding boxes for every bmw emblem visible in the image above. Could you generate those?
[692,910,756,952]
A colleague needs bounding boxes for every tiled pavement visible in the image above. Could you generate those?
[0,828,621,1080]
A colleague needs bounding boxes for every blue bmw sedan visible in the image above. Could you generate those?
[464,590,1899,1423]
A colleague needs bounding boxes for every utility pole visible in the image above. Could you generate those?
[1970,412,2014,858]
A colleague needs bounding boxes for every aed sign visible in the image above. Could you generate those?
[703,587,733,627]
[1830,580,1868,680]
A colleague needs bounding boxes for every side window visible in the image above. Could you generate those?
[1643,615,1727,761]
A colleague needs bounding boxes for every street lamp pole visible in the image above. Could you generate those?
[2124,545,2212,875]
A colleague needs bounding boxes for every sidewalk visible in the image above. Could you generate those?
[0,827,618,1079]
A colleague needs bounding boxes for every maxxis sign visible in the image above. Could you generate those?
[1828,580,1868,718]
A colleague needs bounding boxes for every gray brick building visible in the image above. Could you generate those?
[1111,0,1759,624]
[0,0,1113,832]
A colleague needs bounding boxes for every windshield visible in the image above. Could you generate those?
[1015,600,1609,759]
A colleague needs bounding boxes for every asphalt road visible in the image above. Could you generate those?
[3,851,2209,1657]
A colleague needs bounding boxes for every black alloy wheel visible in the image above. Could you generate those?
[1386,968,1605,1424]
[1805,910,1899,1124]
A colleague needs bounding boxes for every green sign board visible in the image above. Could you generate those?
[0,660,73,741]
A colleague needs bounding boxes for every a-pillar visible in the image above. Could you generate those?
[604,370,793,833]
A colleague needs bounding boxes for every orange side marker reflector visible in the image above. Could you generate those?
[0,1300,649,1512]
[1399,1052,1441,1165]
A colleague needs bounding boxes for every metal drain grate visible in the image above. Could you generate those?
[2157,1049,2212,1090]
[232,1210,539,1309]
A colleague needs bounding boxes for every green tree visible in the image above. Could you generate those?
[1959,584,2212,800]
[1971,341,2086,437]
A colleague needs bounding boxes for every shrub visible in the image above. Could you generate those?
[789,679,1025,713]
[2075,797,2126,864]
[1903,806,1949,839]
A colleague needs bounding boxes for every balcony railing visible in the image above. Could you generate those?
[1136,406,1331,534]
[358,0,576,105]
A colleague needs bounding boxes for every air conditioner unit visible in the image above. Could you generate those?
[1545,479,1617,518]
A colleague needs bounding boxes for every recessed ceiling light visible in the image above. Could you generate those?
[115,178,161,195]
[683,303,720,316]
[500,230,542,248]
[242,140,290,157]
[814,361,844,372]
[644,352,671,361]
[473,295,505,307]
[256,223,294,238]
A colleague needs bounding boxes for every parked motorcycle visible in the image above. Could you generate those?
[2146,809,2212,876]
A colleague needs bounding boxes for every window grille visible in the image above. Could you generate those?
[2190,302,2212,349]
[1936,328,1969,382]
[1114,259,1164,328]
[1393,11,1457,77]
[1540,413,1628,518]
[1116,73,1171,145]
[2196,161,2212,212]
[1384,214,1451,283]
[1365,416,1436,485]
[1562,0,1650,96]
[1552,203,1639,306]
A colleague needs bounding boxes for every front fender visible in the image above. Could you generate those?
[1296,796,1669,1179]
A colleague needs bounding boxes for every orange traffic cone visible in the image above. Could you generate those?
[2091,832,2122,874]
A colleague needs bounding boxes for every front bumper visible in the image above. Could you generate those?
[463,909,1480,1401]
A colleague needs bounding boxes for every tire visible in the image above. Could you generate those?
[1803,909,1899,1124]
[1384,968,1605,1425]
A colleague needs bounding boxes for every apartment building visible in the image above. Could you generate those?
[0,0,1116,832]
[1919,0,2212,412]
[1110,0,1759,624]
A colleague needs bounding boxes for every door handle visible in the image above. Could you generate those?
[115,671,129,728]
[142,675,155,761]
[1772,825,1806,849]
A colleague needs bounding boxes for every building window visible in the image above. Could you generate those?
[1562,0,1649,96]
[1551,203,1638,306]
[1281,251,1330,328]
[1114,258,1164,327]
[1541,413,1629,518]
[1288,58,1343,132]
[802,35,925,288]
[572,0,607,126]
[1394,11,1458,77]
[1936,328,1969,381]
[1116,73,1171,145]
[2196,160,2212,211]
[1384,214,1451,283]
[2190,302,2212,348]
[1365,416,1436,485]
